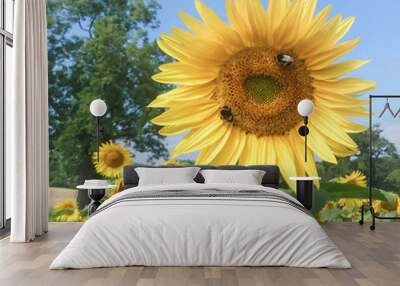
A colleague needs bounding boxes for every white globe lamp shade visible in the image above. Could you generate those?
[90,99,107,117]
[297,99,314,117]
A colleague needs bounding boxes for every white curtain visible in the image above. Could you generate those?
[7,0,49,242]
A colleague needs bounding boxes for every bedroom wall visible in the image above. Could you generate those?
[46,0,400,222]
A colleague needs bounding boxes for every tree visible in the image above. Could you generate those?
[47,0,168,188]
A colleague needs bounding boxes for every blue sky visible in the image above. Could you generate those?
[138,0,400,162]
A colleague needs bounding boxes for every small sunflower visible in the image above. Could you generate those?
[52,199,77,212]
[161,158,192,166]
[149,0,375,189]
[338,171,367,187]
[338,198,365,208]
[162,159,178,166]
[55,209,83,222]
[93,141,133,178]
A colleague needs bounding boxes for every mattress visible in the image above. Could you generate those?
[50,183,350,269]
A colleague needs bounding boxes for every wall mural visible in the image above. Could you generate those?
[149,0,375,190]
[47,0,400,223]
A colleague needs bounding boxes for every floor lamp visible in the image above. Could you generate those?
[297,99,314,162]
[89,99,107,163]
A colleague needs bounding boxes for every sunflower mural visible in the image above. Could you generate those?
[149,0,376,189]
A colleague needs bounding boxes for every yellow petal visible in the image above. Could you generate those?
[194,0,243,50]
[332,107,369,117]
[157,38,215,68]
[307,4,333,36]
[296,14,342,58]
[149,84,215,108]
[256,136,268,165]
[324,136,357,157]
[306,124,337,164]
[313,78,376,96]
[314,104,368,133]
[265,136,277,165]
[158,110,219,136]
[159,125,191,136]
[265,0,290,46]
[311,108,358,148]
[313,89,368,105]
[152,71,216,86]
[306,38,360,70]
[210,127,246,165]
[173,118,228,157]
[225,0,253,47]
[273,136,297,190]
[195,125,233,164]
[179,10,237,52]
[311,60,369,80]
[274,0,316,50]
[245,0,268,46]
[151,102,219,126]
[163,29,231,63]
[239,133,259,165]
[158,62,217,75]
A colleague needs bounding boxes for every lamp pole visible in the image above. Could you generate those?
[297,99,314,163]
[96,116,100,163]
[90,99,108,163]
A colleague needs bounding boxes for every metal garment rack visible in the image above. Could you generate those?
[359,95,400,230]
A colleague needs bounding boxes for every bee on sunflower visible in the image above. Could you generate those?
[149,0,375,189]
[93,141,133,179]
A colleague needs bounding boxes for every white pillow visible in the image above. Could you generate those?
[135,167,200,186]
[200,169,266,185]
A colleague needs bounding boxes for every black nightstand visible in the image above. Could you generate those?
[289,177,321,210]
[77,182,115,215]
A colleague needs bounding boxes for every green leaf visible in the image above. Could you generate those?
[319,208,343,222]
[311,189,330,216]
[379,190,398,203]
[320,182,386,201]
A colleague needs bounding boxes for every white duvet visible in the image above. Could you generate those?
[50,183,351,269]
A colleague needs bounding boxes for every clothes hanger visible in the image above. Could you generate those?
[394,106,400,118]
[378,98,395,118]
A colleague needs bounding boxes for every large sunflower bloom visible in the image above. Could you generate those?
[149,0,375,189]
[93,141,133,178]
[338,171,367,187]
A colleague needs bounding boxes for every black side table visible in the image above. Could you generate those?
[289,177,321,210]
[77,183,115,215]
[87,189,106,215]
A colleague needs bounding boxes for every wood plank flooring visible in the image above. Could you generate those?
[0,222,399,286]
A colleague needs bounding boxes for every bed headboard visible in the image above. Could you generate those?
[123,165,280,189]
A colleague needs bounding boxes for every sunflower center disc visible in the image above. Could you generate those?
[216,48,314,136]
[104,151,124,168]
[244,75,281,104]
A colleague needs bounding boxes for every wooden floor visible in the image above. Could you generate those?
[0,223,399,286]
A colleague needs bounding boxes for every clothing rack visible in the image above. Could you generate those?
[359,95,400,230]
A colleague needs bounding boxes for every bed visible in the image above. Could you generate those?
[50,165,350,269]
